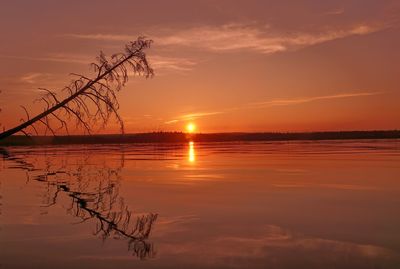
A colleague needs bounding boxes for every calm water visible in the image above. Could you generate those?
[0,140,400,269]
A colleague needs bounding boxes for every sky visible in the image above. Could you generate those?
[0,0,399,133]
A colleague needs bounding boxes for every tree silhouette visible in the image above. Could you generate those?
[0,37,153,140]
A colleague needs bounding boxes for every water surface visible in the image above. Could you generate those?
[1,140,400,268]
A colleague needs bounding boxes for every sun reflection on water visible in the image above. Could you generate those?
[188,141,196,163]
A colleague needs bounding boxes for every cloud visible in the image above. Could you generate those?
[164,111,223,124]
[0,53,196,74]
[0,53,91,64]
[180,112,224,119]
[64,22,384,55]
[323,8,345,16]
[149,55,197,72]
[164,91,382,124]
[61,23,384,76]
[156,23,381,54]
[63,33,133,41]
[20,73,52,84]
[247,91,382,108]
[164,119,179,124]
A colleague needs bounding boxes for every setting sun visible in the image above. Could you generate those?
[186,123,196,133]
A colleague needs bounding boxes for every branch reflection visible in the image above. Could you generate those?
[0,147,158,260]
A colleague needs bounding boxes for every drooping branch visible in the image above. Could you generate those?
[0,147,158,259]
[0,37,154,140]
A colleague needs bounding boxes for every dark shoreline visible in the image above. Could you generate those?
[0,130,399,146]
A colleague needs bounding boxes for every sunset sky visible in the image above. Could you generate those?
[0,0,399,133]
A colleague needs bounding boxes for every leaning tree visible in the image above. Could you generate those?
[0,37,153,140]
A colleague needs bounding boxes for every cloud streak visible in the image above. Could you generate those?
[247,92,382,108]
[149,55,197,72]
[164,91,382,124]
[0,53,195,73]
[323,8,345,16]
[0,53,92,64]
[61,23,385,76]
[20,72,53,84]
[164,111,224,124]
[156,24,381,54]
[65,22,384,55]
[63,33,133,41]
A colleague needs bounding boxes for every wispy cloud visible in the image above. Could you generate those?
[63,33,133,41]
[156,23,381,54]
[20,72,52,84]
[247,92,382,109]
[64,22,384,55]
[0,53,91,64]
[323,8,345,16]
[61,23,384,76]
[180,112,224,119]
[149,55,197,72]
[164,91,382,124]
[164,111,223,124]
[0,53,195,73]
[164,119,179,124]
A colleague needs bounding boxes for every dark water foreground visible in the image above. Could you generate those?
[0,140,399,269]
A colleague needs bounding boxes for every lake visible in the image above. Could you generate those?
[1,140,399,268]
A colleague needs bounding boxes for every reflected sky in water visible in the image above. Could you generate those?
[1,140,400,269]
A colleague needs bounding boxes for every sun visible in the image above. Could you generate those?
[186,123,196,133]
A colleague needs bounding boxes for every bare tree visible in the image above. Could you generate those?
[0,37,153,140]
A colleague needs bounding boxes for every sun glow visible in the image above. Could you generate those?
[186,123,196,133]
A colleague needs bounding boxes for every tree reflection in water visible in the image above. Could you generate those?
[0,147,158,260]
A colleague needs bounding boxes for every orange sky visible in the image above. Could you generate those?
[0,0,399,133]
